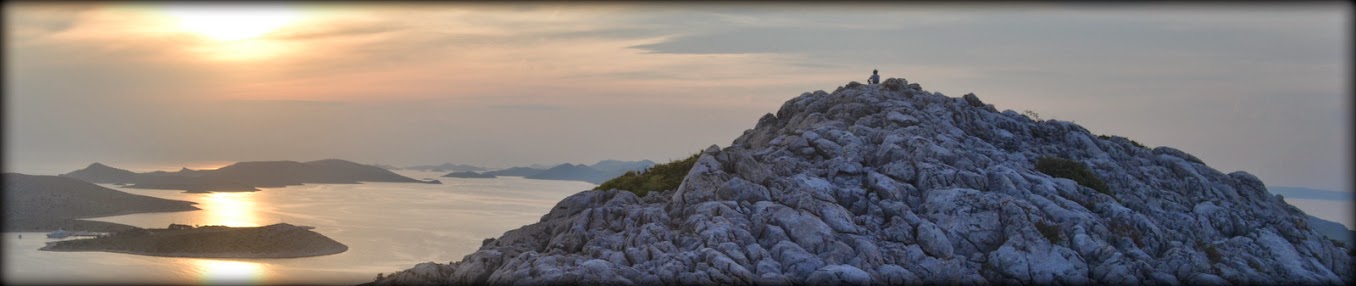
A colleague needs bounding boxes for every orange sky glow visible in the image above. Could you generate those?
[5,2,1349,194]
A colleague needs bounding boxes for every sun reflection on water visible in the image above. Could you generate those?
[192,259,265,285]
[198,192,261,227]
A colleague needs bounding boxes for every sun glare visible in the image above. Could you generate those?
[162,5,301,42]
[193,259,266,285]
[200,192,262,227]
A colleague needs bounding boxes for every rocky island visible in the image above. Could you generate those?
[371,78,1352,285]
[40,223,348,259]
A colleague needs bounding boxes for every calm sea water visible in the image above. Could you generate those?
[5,167,1350,285]
[2,170,594,285]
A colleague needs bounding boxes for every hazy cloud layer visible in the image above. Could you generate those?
[4,3,1350,192]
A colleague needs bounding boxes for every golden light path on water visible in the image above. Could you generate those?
[193,259,266,285]
[197,192,263,227]
[124,191,263,284]
[193,192,268,284]
[7,173,596,284]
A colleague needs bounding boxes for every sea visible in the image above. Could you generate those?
[4,166,1352,285]
[2,170,594,285]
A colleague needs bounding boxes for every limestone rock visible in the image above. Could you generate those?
[371,78,1352,285]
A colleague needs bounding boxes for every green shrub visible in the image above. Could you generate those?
[1246,259,1264,271]
[1127,139,1144,148]
[1204,244,1222,264]
[1035,220,1064,244]
[1035,156,1110,196]
[1098,134,1146,148]
[1022,110,1042,121]
[594,153,700,197]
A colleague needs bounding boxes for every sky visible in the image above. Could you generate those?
[4,2,1351,193]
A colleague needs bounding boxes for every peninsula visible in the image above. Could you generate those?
[40,223,348,258]
[3,173,199,232]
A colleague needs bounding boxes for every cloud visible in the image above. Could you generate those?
[226,99,346,107]
[5,3,1348,192]
[268,21,406,41]
[487,103,563,111]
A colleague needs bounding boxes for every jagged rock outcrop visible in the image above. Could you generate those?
[372,79,1352,285]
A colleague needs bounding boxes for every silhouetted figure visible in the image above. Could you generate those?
[868,69,880,84]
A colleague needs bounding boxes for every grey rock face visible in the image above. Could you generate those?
[372,79,1352,285]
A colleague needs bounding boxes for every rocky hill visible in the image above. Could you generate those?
[58,162,140,183]
[3,173,200,232]
[371,78,1352,285]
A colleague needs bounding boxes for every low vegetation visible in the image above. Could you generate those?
[1035,220,1064,244]
[1022,110,1042,121]
[594,153,700,197]
[1035,156,1110,196]
[1199,241,1223,264]
[1097,134,1146,148]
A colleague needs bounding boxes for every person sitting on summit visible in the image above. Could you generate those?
[868,69,880,84]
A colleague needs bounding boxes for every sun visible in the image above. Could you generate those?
[162,5,302,42]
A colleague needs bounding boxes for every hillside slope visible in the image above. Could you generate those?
[4,173,200,232]
[373,78,1351,285]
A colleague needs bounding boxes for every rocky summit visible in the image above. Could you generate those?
[372,78,1352,285]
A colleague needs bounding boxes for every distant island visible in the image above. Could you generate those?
[1306,215,1356,248]
[380,159,659,184]
[442,171,495,178]
[470,160,656,184]
[482,166,547,177]
[523,163,614,184]
[3,173,200,232]
[1268,186,1354,201]
[370,163,404,171]
[403,163,487,173]
[60,159,440,193]
[40,223,347,259]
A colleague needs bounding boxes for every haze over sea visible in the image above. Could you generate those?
[10,159,1350,230]
[3,170,592,285]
